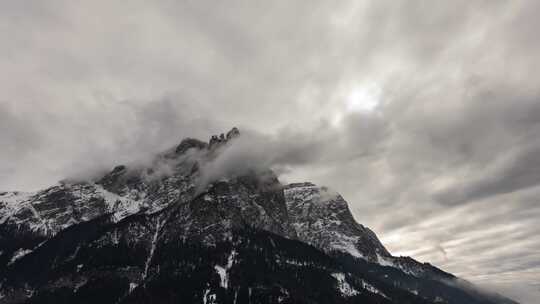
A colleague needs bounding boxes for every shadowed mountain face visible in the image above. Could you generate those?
[0,129,518,304]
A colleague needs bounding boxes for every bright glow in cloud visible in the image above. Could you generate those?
[345,84,382,112]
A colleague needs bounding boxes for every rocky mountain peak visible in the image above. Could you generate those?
[175,138,208,154]
[226,127,240,140]
[284,182,391,261]
[209,127,240,149]
[0,128,518,304]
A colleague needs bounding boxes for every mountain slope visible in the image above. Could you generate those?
[0,128,518,304]
[284,182,390,261]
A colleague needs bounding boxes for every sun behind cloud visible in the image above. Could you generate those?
[345,83,382,113]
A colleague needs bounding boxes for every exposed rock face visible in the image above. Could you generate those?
[175,138,208,154]
[0,128,518,304]
[284,182,390,261]
[208,127,240,149]
[226,127,240,140]
[159,171,298,245]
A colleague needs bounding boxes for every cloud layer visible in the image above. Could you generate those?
[1,1,539,302]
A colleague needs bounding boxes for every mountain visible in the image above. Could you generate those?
[0,128,518,304]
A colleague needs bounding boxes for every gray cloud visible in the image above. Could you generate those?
[1,1,539,302]
[193,116,389,191]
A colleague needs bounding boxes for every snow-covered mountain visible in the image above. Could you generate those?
[0,128,518,304]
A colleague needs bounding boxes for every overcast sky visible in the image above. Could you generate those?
[1,1,539,302]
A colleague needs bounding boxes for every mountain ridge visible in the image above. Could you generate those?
[0,128,518,304]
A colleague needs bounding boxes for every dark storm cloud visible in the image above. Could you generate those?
[1,1,539,302]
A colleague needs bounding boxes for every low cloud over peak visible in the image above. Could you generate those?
[1,1,539,302]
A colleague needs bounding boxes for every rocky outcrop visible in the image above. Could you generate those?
[284,183,390,261]
[209,127,240,149]
[226,127,240,140]
[0,129,518,304]
[175,138,208,154]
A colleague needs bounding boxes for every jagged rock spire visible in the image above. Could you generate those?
[226,127,240,140]
[209,127,240,149]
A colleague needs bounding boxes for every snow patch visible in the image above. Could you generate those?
[285,259,303,266]
[215,265,227,288]
[142,218,164,280]
[377,254,395,267]
[8,248,32,265]
[331,273,359,297]
[74,280,87,292]
[94,184,141,221]
[360,279,389,299]
[129,283,138,293]
[214,249,237,289]
[0,192,35,224]
[327,232,365,259]
[203,289,217,304]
